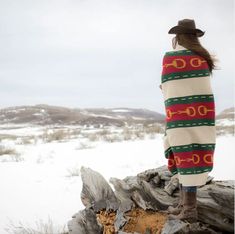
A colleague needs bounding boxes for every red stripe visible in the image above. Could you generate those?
[171,150,214,169]
[162,55,209,75]
[165,102,215,122]
[168,153,177,170]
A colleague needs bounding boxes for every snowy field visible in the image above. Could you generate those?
[0,125,234,233]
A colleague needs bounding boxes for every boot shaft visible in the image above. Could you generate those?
[168,186,198,222]
[182,189,197,209]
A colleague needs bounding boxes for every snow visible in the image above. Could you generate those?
[0,125,45,136]
[86,113,119,119]
[216,118,234,126]
[32,113,43,116]
[132,116,145,120]
[5,108,26,113]
[111,109,132,113]
[0,129,234,233]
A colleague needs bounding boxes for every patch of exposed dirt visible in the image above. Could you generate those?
[97,210,116,234]
[97,208,168,234]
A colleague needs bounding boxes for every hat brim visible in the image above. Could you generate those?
[168,26,205,37]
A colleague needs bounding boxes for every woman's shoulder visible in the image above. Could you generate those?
[164,49,194,57]
[164,43,195,57]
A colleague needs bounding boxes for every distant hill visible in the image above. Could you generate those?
[0,105,234,130]
[0,105,165,126]
[216,107,234,135]
[216,107,234,121]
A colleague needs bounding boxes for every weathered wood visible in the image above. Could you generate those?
[164,176,179,195]
[109,177,136,213]
[114,210,128,231]
[67,209,103,234]
[141,181,178,210]
[161,220,188,234]
[196,180,234,232]
[68,166,234,234]
[80,166,119,212]
[161,220,220,234]
[137,165,172,186]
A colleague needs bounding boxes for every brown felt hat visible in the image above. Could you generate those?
[168,19,205,37]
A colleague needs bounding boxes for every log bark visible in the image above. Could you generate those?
[68,165,234,234]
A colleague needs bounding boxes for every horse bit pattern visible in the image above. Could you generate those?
[166,105,214,119]
[163,58,207,69]
[168,153,213,166]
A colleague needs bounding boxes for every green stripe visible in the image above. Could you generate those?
[165,94,214,107]
[165,50,195,56]
[164,143,215,158]
[169,168,178,175]
[165,148,172,159]
[166,119,215,129]
[165,147,172,154]
[171,143,215,153]
[161,69,210,83]
[177,166,213,175]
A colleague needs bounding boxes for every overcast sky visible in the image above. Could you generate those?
[0,0,234,114]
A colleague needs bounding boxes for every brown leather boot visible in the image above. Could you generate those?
[168,190,198,222]
[167,184,183,215]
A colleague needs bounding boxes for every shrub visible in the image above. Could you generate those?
[42,129,70,142]
[67,166,80,177]
[5,218,68,234]
[76,142,94,150]
[0,145,18,156]
[216,125,234,136]
[87,133,99,142]
[144,124,164,134]
[123,127,132,141]
[102,134,122,142]
[10,154,24,162]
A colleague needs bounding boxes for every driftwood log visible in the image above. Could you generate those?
[67,165,234,234]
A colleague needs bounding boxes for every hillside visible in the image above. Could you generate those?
[0,105,165,126]
[0,105,234,136]
[216,107,234,135]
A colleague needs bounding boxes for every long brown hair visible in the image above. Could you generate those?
[174,34,217,74]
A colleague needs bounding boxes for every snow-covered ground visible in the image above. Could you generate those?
[0,127,234,233]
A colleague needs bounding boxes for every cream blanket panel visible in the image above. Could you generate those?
[162,76,213,101]
[166,125,216,147]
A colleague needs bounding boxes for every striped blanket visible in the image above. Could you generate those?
[161,49,216,186]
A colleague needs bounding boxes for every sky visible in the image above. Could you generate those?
[0,0,234,114]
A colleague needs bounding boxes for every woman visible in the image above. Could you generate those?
[160,19,216,222]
